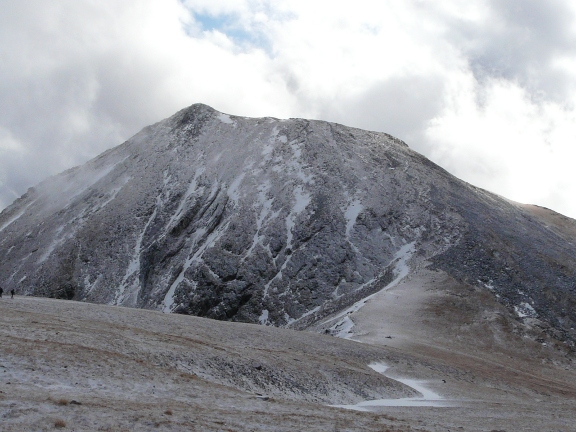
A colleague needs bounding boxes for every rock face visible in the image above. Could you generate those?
[0,104,575,342]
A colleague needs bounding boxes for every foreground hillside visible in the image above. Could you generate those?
[1,296,575,431]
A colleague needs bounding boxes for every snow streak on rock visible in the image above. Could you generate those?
[285,186,310,251]
[166,167,204,230]
[344,199,363,238]
[0,103,575,341]
[323,242,415,339]
[115,194,161,307]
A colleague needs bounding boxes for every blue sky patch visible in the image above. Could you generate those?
[193,12,259,46]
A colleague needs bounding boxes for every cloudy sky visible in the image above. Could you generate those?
[1,0,576,218]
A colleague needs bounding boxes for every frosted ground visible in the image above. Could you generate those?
[2,290,575,431]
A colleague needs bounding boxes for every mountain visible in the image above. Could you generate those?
[0,103,574,347]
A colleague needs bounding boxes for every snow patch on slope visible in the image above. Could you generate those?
[259,309,269,325]
[323,242,416,339]
[217,113,234,124]
[333,362,449,410]
[287,140,314,184]
[227,173,246,204]
[515,302,537,318]
[285,185,310,250]
[344,199,363,238]
[167,168,205,230]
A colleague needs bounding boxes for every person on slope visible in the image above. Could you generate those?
[0,286,3,298]
[11,289,15,299]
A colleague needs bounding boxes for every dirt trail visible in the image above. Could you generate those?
[317,268,576,431]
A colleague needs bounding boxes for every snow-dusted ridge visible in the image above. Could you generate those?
[0,103,574,342]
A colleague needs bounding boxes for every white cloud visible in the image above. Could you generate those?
[427,76,576,204]
[1,0,576,218]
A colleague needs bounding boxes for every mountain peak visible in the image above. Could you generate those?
[0,105,574,347]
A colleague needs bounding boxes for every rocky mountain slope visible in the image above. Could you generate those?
[0,103,574,346]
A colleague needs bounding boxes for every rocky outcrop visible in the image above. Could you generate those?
[0,104,574,344]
